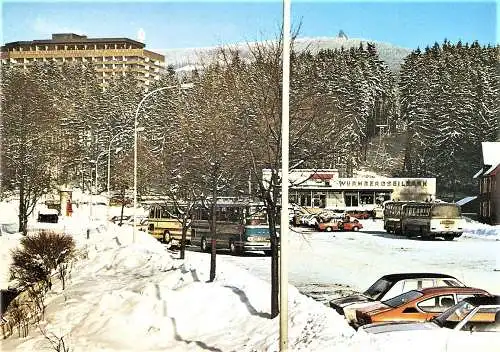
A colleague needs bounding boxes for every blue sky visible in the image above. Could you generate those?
[1,1,497,51]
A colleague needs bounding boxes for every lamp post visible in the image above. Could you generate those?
[107,130,129,202]
[94,150,108,199]
[280,0,291,350]
[89,151,108,224]
[133,83,193,242]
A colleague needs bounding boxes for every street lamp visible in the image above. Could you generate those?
[89,150,108,222]
[94,150,108,197]
[133,83,193,242]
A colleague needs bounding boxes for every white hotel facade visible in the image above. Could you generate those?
[263,169,436,211]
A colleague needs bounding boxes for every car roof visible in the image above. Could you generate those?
[463,295,500,306]
[380,273,458,281]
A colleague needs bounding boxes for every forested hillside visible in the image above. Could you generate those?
[1,39,498,206]
[399,41,499,199]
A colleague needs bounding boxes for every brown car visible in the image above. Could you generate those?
[354,286,490,328]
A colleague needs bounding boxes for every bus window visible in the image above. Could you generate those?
[431,205,460,218]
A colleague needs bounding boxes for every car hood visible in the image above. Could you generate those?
[330,294,372,308]
[361,321,439,334]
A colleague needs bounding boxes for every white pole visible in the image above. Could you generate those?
[280,0,291,350]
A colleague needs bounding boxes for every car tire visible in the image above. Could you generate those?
[163,231,171,244]
[352,226,359,232]
[325,226,333,232]
[201,237,209,252]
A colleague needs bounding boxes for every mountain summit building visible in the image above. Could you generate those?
[0,33,165,86]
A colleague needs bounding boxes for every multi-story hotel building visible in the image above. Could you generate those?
[0,33,165,86]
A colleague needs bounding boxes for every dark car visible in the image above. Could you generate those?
[329,273,465,320]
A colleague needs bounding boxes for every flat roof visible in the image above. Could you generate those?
[2,33,145,50]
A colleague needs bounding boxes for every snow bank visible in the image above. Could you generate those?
[462,219,500,240]
[1,218,354,351]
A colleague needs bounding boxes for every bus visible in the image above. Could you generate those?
[383,201,412,234]
[400,202,465,240]
[147,202,184,244]
[190,199,274,256]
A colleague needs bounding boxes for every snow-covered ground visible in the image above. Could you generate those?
[0,202,499,351]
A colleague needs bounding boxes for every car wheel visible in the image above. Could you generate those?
[352,226,359,232]
[325,226,333,232]
[201,237,209,252]
[163,231,171,244]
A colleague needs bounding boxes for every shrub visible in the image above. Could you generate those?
[10,231,76,292]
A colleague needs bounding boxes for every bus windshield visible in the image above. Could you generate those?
[431,204,461,218]
[245,205,268,225]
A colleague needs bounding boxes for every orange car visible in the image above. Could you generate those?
[354,286,490,328]
[317,217,363,232]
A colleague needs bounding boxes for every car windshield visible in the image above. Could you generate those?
[383,290,423,308]
[363,278,393,299]
[431,301,475,327]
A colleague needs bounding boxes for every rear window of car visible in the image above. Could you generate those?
[364,278,393,299]
[383,290,423,308]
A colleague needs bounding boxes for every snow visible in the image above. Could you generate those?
[481,141,500,166]
[1,203,499,351]
[456,196,477,206]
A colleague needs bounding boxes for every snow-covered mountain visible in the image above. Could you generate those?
[156,36,412,73]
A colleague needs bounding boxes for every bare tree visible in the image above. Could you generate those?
[1,65,58,234]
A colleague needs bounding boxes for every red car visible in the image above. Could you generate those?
[317,217,363,232]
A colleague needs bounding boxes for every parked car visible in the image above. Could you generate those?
[37,208,59,223]
[330,273,466,324]
[317,217,363,232]
[354,286,490,328]
[110,215,131,225]
[126,216,148,231]
[359,296,500,352]
[300,214,317,227]
[360,295,500,333]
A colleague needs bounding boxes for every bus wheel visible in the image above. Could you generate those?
[163,231,171,244]
[201,237,209,252]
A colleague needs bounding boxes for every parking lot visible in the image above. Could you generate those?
[211,219,500,305]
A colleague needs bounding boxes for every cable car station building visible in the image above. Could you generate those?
[263,169,436,211]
